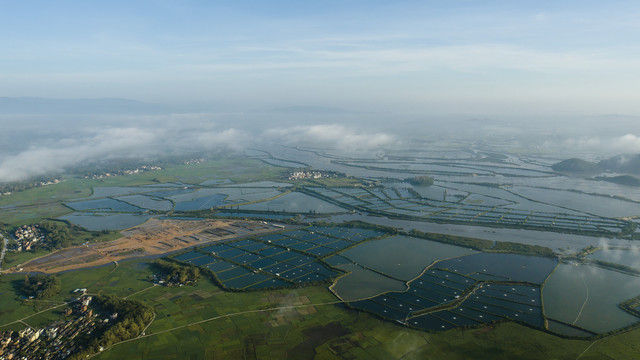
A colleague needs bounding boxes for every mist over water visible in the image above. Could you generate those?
[2,101,640,184]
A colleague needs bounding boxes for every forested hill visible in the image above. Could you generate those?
[551,158,601,173]
[552,154,640,175]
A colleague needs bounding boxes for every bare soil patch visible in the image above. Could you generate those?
[12,218,280,274]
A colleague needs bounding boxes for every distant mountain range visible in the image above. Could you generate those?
[0,97,173,114]
[551,158,601,173]
[0,97,357,116]
[552,154,640,175]
[268,105,352,114]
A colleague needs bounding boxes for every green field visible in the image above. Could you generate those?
[1,258,639,359]
[0,157,287,228]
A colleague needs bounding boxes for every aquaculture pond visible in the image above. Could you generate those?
[261,158,308,168]
[211,187,282,202]
[115,194,174,211]
[463,194,513,207]
[543,263,640,334]
[435,252,557,283]
[199,179,233,186]
[340,235,475,281]
[211,211,295,220]
[516,176,640,202]
[348,269,546,332]
[231,181,292,188]
[331,264,406,301]
[239,192,347,213]
[587,248,640,269]
[324,213,629,253]
[168,187,287,211]
[173,193,228,211]
[440,183,523,203]
[88,186,172,198]
[510,186,640,218]
[306,186,626,235]
[402,184,467,201]
[170,226,385,291]
[60,212,152,231]
[65,198,144,212]
[146,188,194,198]
[342,249,559,333]
[403,283,545,331]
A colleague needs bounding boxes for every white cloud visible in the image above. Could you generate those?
[264,124,396,151]
[556,133,640,155]
[612,134,640,153]
[0,124,247,182]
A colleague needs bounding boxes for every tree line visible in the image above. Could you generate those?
[71,295,154,359]
[20,274,61,299]
[152,259,200,285]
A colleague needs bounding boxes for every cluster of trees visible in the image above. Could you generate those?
[619,295,640,317]
[18,220,112,251]
[38,220,72,249]
[595,175,640,187]
[153,259,200,285]
[72,295,154,358]
[0,175,59,194]
[409,229,493,250]
[491,241,554,257]
[20,274,61,299]
[405,175,434,186]
[408,229,555,256]
[621,221,638,236]
[553,154,640,175]
[590,259,640,276]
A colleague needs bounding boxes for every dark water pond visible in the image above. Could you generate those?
[340,235,474,281]
[543,263,640,333]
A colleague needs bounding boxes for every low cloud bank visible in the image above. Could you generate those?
[553,134,640,156]
[0,124,248,183]
[0,122,394,183]
[265,124,396,151]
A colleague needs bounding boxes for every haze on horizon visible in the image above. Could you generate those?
[2,1,640,183]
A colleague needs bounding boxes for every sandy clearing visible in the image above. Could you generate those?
[12,218,282,274]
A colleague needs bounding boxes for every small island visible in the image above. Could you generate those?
[551,158,601,173]
[405,175,434,186]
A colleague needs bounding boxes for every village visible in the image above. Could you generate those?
[10,225,45,252]
[182,158,206,165]
[83,165,161,179]
[0,294,111,360]
[0,179,62,197]
[287,169,341,181]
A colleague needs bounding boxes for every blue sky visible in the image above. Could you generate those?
[1,0,639,115]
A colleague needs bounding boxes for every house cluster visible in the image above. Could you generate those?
[0,179,61,197]
[11,225,45,252]
[287,170,339,181]
[0,296,106,360]
[151,272,191,287]
[33,179,62,187]
[151,273,168,286]
[183,158,205,165]
[84,165,162,179]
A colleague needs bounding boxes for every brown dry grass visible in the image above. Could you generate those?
[12,218,280,274]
